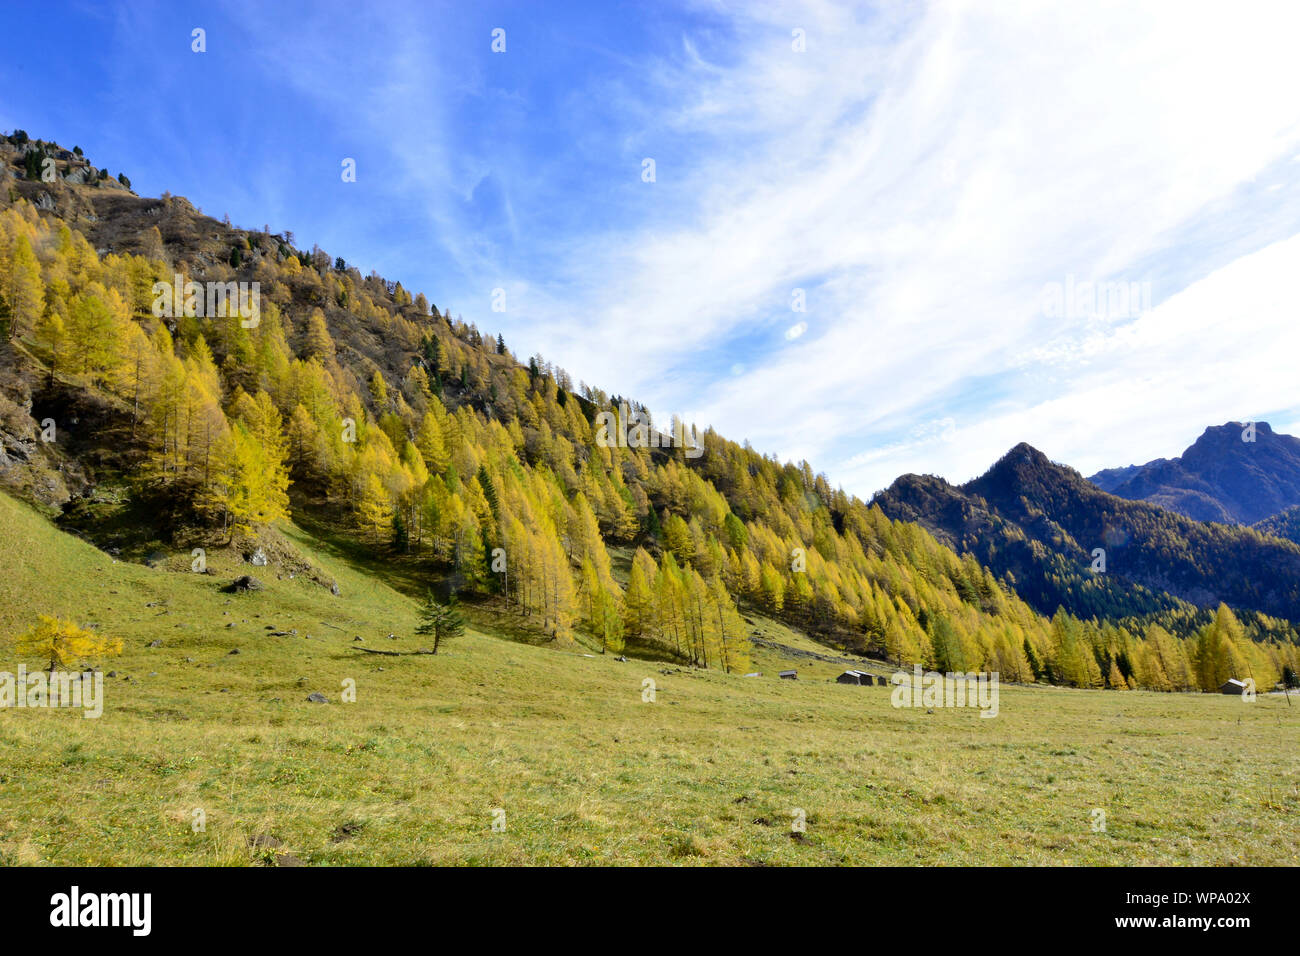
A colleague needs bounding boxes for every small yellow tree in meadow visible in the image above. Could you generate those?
[10,615,123,672]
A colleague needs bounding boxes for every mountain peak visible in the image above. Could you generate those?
[978,442,1057,484]
[1092,421,1300,524]
[1193,420,1273,444]
[1003,441,1050,463]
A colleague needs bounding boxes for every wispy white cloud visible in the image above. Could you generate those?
[209,0,1300,497]
[835,230,1300,489]
[499,0,1300,495]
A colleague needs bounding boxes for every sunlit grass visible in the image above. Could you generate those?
[1,491,1295,865]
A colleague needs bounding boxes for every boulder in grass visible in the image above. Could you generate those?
[306,692,329,703]
[224,576,263,593]
[249,548,268,567]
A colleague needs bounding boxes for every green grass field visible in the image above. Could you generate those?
[1,490,1296,865]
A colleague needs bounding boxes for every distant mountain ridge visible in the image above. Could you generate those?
[1088,422,1300,525]
[874,442,1300,623]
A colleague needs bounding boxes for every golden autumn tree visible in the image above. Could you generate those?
[10,615,122,672]
[304,307,334,361]
[580,554,625,654]
[356,470,393,541]
[369,369,388,407]
[414,406,449,474]
[207,423,291,537]
[622,547,657,640]
[67,289,123,382]
[4,233,44,340]
[231,389,292,499]
[34,306,67,382]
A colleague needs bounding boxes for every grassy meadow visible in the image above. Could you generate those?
[0,490,1296,866]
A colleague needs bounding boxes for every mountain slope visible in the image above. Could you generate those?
[0,132,1061,683]
[1088,422,1300,524]
[3,131,1298,693]
[875,443,1300,623]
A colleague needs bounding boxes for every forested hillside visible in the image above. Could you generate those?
[1255,505,1300,546]
[2,132,1297,693]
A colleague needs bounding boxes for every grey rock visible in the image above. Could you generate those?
[224,576,263,593]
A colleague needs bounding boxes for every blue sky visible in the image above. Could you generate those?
[4,0,1300,498]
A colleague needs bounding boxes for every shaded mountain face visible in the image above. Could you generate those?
[874,443,1300,622]
[1087,422,1300,524]
[1088,464,1140,494]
